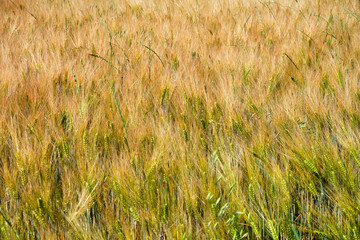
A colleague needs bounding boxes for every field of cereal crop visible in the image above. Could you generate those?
[1,0,360,239]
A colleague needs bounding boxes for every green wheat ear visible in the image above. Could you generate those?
[250,220,259,238]
[303,158,318,174]
[353,227,360,240]
[266,220,278,240]
[248,183,255,203]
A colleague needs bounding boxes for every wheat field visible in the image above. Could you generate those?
[1,0,360,239]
